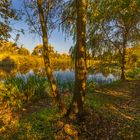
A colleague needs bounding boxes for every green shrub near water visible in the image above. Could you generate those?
[1,75,50,111]
[1,74,97,111]
[127,68,140,78]
[1,74,76,111]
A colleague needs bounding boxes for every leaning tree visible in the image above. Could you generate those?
[24,0,65,112]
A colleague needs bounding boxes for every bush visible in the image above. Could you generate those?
[127,68,140,78]
[0,73,97,111]
[1,75,50,111]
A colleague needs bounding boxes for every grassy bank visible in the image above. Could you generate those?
[0,78,140,139]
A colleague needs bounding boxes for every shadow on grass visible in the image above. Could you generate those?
[0,107,58,140]
[85,88,129,111]
[82,80,140,139]
[1,80,140,140]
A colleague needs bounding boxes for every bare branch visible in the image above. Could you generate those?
[23,0,42,36]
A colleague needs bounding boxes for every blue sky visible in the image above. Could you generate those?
[11,0,73,53]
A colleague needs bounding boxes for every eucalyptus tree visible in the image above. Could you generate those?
[88,0,140,80]
[24,0,65,112]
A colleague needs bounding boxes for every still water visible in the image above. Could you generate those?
[17,69,119,84]
[0,66,119,84]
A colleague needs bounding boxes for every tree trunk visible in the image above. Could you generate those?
[121,32,127,80]
[37,0,65,112]
[121,56,125,80]
[68,0,87,118]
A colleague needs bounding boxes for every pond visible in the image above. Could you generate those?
[54,70,119,84]
[0,66,119,84]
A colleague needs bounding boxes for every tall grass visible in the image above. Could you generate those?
[1,74,75,111]
[1,73,98,111]
[1,75,50,111]
[55,75,75,92]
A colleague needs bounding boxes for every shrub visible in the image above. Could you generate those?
[1,75,50,111]
[127,68,140,78]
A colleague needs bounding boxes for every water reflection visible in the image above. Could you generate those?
[54,70,118,84]
[0,66,119,84]
[88,73,118,84]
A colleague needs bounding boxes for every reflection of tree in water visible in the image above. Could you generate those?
[0,57,17,79]
[52,62,72,71]
[89,65,120,77]
[18,65,31,74]
[33,65,73,76]
[0,66,13,74]
[0,57,16,67]
[33,68,46,76]
[99,67,119,77]
[0,65,119,84]
[0,62,73,80]
[0,66,17,79]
